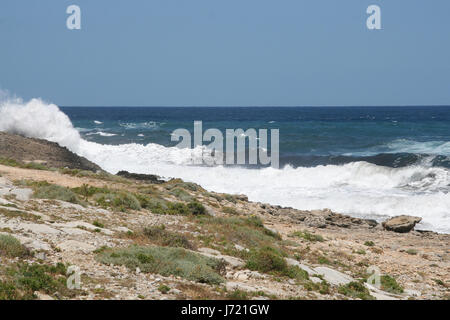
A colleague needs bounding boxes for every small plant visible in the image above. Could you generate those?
[364,241,375,247]
[381,275,404,294]
[356,249,366,255]
[317,256,332,265]
[158,284,171,294]
[406,249,418,255]
[433,279,446,287]
[92,221,105,229]
[187,201,207,215]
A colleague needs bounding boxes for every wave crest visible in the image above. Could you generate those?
[0,97,82,152]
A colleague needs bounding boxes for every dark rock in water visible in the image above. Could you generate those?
[364,219,379,228]
[0,132,101,172]
[382,215,422,233]
[116,171,165,184]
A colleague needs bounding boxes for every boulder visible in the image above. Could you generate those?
[382,215,422,233]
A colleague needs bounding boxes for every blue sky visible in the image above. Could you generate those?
[0,0,449,106]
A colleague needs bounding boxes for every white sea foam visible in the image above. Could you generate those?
[86,131,117,137]
[1,97,449,233]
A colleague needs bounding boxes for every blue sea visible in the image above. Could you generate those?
[1,101,450,232]
[63,106,450,169]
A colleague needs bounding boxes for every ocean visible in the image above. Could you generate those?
[1,99,450,233]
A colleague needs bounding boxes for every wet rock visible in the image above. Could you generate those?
[382,215,422,233]
[116,171,165,184]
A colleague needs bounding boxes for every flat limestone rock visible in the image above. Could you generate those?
[17,222,62,235]
[314,266,354,286]
[285,258,317,275]
[382,215,422,233]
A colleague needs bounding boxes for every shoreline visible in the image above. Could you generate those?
[0,132,449,300]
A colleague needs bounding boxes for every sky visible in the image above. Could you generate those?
[0,0,449,107]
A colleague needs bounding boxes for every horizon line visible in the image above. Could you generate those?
[60,105,450,108]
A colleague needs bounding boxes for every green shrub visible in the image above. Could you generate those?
[33,184,81,204]
[0,235,30,258]
[164,179,200,192]
[92,221,105,229]
[187,201,206,215]
[72,184,110,198]
[143,226,194,250]
[93,192,141,211]
[338,281,374,300]
[96,246,225,285]
[381,275,404,294]
[246,246,287,273]
[158,284,170,294]
[140,195,206,216]
[364,241,375,247]
[0,262,72,300]
[0,281,20,300]
[291,231,324,242]
[169,188,193,202]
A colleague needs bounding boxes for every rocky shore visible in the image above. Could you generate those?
[0,132,448,300]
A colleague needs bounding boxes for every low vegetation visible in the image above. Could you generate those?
[192,215,282,258]
[380,275,404,294]
[0,262,75,300]
[34,184,82,205]
[246,246,309,281]
[290,231,324,242]
[338,281,374,300]
[141,226,195,250]
[0,235,30,258]
[0,158,48,171]
[95,246,225,285]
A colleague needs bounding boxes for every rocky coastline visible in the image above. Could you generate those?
[0,132,448,300]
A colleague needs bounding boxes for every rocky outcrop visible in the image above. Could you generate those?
[382,215,422,233]
[116,171,165,184]
[0,132,101,172]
